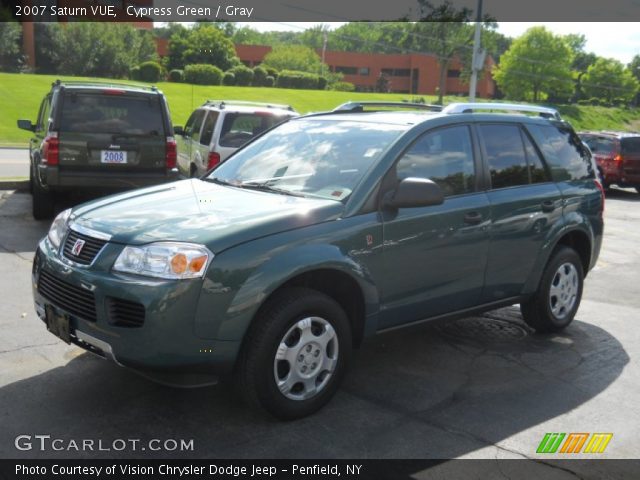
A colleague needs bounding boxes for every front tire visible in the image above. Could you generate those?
[237,287,352,420]
[521,246,584,333]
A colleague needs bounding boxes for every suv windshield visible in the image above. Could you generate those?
[209,118,407,200]
[59,93,165,135]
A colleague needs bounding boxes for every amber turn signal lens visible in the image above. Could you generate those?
[188,255,208,273]
[170,253,188,274]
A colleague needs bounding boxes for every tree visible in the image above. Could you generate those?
[412,1,476,104]
[628,54,640,104]
[262,45,324,74]
[563,33,597,101]
[583,58,639,105]
[0,20,22,72]
[168,24,238,71]
[492,26,574,102]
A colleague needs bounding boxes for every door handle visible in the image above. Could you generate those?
[541,200,556,213]
[463,211,483,225]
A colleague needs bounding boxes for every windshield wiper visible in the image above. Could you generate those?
[240,181,306,197]
[205,177,236,186]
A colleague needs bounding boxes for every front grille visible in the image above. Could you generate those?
[106,297,145,328]
[62,230,108,265]
[37,269,97,322]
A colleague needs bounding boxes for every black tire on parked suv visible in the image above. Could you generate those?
[237,287,352,420]
[32,178,55,220]
[521,246,584,333]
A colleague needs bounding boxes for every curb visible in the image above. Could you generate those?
[0,179,29,191]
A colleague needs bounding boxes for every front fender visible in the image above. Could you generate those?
[193,214,383,341]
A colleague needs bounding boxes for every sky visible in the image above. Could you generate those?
[238,22,639,65]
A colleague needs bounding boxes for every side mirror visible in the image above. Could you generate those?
[173,125,184,135]
[17,119,35,132]
[385,177,444,209]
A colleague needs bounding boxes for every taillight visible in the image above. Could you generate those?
[613,154,623,166]
[102,89,125,95]
[207,152,221,170]
[42,133,59,166]
[594,178,605,216]
[165,137,177,169]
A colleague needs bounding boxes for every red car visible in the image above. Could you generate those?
[579,131,640,193]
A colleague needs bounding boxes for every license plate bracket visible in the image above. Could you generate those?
[45,305,71,344]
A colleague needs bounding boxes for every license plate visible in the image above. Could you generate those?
[45,305,71,344]
[101,150,127,164]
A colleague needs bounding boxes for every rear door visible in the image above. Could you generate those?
[56,90,167,173]
[379,124,491,329]
[193,111,219,175]
[477,123,563,303]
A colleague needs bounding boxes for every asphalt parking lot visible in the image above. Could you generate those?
[0,187,639,474]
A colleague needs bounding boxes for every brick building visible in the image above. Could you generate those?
[235,44,496,98]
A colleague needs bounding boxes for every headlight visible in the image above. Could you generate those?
[47,208,72,250]
[113,242,212,279]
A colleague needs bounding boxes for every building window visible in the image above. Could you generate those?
[335,66,358,75]
[381,68,410,77]
[447,69,461,78]
[358,67,370,76]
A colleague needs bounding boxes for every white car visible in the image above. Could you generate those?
[175,100,298,177]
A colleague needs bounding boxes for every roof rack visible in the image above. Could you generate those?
[333,101,443,113]
[203,100,295,111]
[52,79,158,91]
[442,102,561,120]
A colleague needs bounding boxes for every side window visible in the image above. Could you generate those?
[37,96,51,132]
[521,130,551,184]
[200,112,218,146]
[395,125,475,197]
[527,124,595,181]
[479,124,529,189]
[184,110,205,142]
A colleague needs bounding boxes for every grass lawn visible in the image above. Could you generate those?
[1,72,639,146]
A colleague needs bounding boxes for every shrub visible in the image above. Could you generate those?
[276,70,323,90]
[168,69,184,82]
[265,66,279,79]
[228,65,254,86]
[330,81,355,92]
[138,61,163,82]
[317,76,328,90]
[222,71,236,86]
[184,64,223,85]
[253,66,268,86]
[265,75,275,87]
[129,65,141,81]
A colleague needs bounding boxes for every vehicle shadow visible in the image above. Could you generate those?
[0,307,628,460]
[605,187,640,202]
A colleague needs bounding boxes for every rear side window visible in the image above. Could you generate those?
[522,131,550,184]
[621,137,640,155]
[479,124,529,189]
[219,113,289,148]
[528,124,594,181]
[396,125,475,197]
[59,93,165,135]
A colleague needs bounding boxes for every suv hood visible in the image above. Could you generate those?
[70,179,344,252]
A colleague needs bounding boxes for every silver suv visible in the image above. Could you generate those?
[175,100,298,177]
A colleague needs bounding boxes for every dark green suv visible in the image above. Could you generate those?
[18,80,179,219]
[32,102,604,419]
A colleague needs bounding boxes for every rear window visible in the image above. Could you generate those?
[219,113,291,148]
[582,135,616,154]
[527,124,594,181]
[621,137,640,155]
[59,93,165,135]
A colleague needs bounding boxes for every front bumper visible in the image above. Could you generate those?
[32,237,240,380]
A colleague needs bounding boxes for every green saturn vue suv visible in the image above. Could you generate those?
[32,102,604,419]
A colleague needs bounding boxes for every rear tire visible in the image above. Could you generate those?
[521,246,584,333]
[32,178,55,220]
[237,287,352,420]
